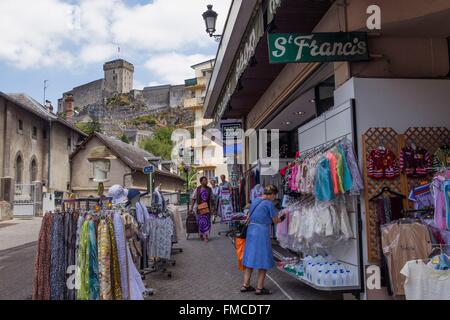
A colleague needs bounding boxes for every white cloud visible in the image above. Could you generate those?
[144,52,213,84]
[0,0,231,79]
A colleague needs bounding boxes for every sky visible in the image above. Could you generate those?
[0,0,231,109]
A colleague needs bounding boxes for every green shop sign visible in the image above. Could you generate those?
[268,32,370,64]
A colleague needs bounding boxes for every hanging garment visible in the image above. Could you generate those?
[107,217,122,300]
[250,184,264,203]
[50,214,65,300]
[400,260,450,300]
[337,145,353,192]
[66,212,79,300]
[326,151,340,195]
[77,220,90,300]
[341,139,364,194]
[113,212,130,300]
[444,180,450,230]
[432,145,450,171]
[400,146,433,177]
[332,148,346,194]
[315,157,335,202]
[432,176,448,230]
[98,219,112,300]
[367,147,400,179]
[33,214,54,300]
[408,184,434,210]
[381,222,432,296]
[88,220,100,300]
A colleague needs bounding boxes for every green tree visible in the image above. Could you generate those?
[119,134,130,144]
[75,121,101,135]
[140,127,175,160]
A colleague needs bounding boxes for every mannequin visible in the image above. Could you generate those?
[152,185,166,213]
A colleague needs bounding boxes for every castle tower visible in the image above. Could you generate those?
[103,59,134,95]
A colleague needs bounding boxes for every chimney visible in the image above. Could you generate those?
[45,100,54,113]
[64,94,74,122]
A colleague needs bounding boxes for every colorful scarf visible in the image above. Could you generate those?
[108,217,123,300]
[98,219,112,300]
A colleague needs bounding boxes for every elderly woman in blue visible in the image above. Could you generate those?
[241,185,285,295]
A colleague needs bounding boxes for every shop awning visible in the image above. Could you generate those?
[204,0,334,124]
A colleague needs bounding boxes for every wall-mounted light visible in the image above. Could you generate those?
[202,5,222,42]
[294,111,305,116]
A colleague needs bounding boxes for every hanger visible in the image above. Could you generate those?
[370,187,406,202]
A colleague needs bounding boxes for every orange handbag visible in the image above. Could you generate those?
[197,202,210,215]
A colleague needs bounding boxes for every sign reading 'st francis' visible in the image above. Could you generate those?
[268,32,370,64]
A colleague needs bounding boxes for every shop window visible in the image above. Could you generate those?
[32,126,37,139]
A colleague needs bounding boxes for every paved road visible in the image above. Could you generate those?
[0,242,37,300]
[145,222,341,300]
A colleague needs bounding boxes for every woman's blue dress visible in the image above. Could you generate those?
[242,198,278,270]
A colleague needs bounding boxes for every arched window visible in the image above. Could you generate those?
[15,154,23,185]
[30,158,38,183]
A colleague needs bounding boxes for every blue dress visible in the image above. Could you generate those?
[242,198,278,270]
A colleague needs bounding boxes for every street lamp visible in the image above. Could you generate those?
[202,4,221,42]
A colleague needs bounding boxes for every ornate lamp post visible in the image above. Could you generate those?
[202,4,222,42]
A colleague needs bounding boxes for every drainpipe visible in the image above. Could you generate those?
[47,120,52,193]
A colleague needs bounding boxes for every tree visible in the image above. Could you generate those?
[179,166,199,191]
[75,121,101,135]
[140,127,175,160]
[119,134,130,144]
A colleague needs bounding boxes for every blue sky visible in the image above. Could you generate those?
[0,0,231,109]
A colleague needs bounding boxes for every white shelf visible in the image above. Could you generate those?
[277,266,360,292]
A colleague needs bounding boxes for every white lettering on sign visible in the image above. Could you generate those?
[366,265,381,290]
[367,5,381,30]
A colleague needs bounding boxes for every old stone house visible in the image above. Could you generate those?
[0,92,87,220]
[70,132,185,198]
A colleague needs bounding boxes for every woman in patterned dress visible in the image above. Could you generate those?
[190,177,213,243]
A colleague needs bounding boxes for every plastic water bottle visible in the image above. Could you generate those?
[316,270,324,286]
[346,270,354,286]
[324,270,332,286]
[331,270,339,287]
[338,270,346,286]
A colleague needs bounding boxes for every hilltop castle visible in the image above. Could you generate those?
[59,59,184,120]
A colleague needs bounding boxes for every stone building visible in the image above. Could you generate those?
[0,92,87,220]
[59,59,185,118]
[70,132,185,197]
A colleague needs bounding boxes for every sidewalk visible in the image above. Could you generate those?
[144,219,340,300]
[0,218,42,251]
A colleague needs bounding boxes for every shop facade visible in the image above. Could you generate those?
[204,0,450,300]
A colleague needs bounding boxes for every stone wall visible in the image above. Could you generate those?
[66,79,104,110]
[0,201,12,221]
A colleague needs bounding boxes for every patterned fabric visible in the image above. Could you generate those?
[367,147,400,179]
[77,221,90,300]
[88,220,100,300]
[399,146,432,177]
[108,217,122,300]
[433,146,450,171]
[113,212,130,300]
[98,219,112,300]
[197,214,211,236]
[50,214,65,300]
[148,217,174,259]
[33,214,53,300]
[341,139,364,194]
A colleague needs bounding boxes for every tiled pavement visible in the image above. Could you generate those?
[145,221,341,300]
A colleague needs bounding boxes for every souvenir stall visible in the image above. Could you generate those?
[273,101,364,293]
[33,186,178,300]
[362,126,450,299]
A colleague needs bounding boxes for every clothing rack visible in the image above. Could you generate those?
[296,134,350,162]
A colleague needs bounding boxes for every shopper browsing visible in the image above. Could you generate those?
[241,185,286,295]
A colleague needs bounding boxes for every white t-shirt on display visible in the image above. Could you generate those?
[400,260,450,300]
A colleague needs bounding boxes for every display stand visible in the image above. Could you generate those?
[362,126,450,263]
[273,100,363,294]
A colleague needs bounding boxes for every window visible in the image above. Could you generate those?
[30,159,38,182]
[32,126,37,139]
[15,154,23,184]
[204,169,215,181]
[17,119,23,133]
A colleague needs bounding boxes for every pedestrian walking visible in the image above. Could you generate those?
[240,185,286,295]
[190,177,213,243]
[210,179,220,223]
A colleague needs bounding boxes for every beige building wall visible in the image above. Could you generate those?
[246,0,450,129]
[71,137,130,197]
[4,102,49,185]
[50,122,83,193]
